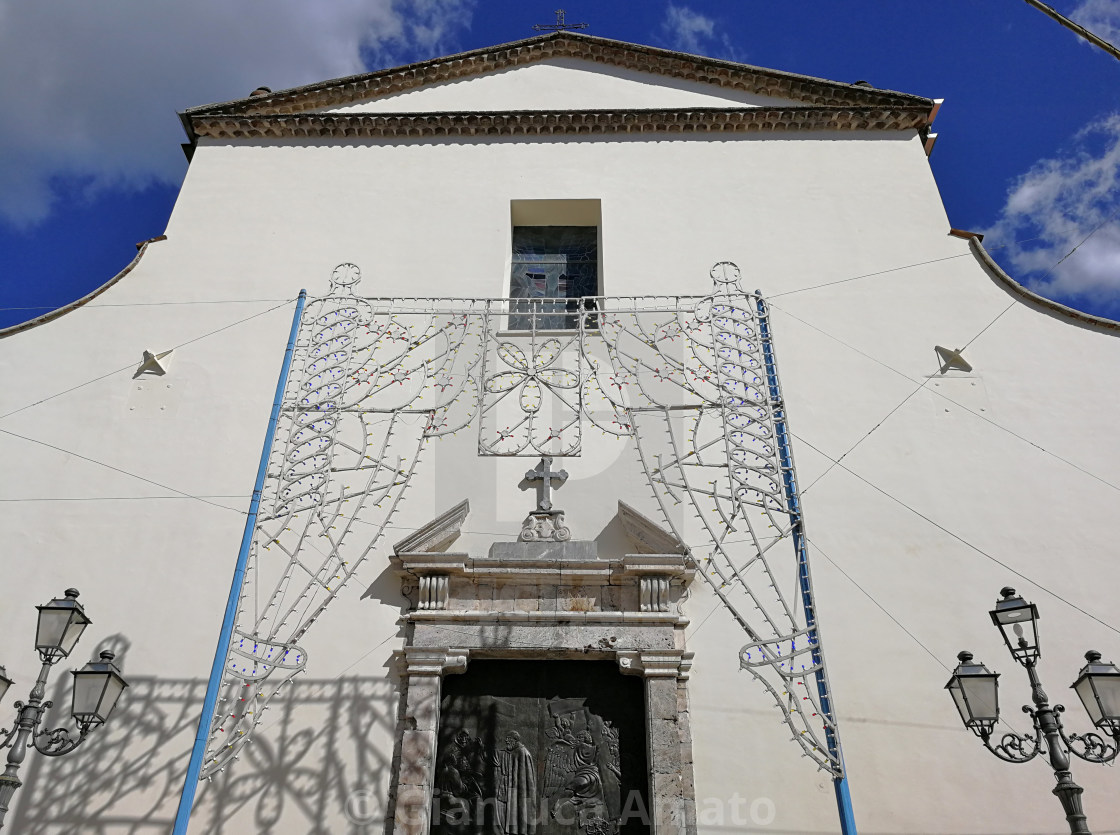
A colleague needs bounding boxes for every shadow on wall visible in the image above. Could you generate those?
[8,636,400,834]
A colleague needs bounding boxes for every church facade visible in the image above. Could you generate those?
[2,31,1119,834]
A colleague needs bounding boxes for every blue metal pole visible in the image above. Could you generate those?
[172,290,307,834]
[756,294,858,835]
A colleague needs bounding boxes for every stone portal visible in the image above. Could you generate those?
[389,500,694,835]
[432,661,649,835]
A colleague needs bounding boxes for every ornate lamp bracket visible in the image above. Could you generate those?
[1054,704,1120,764]
[979,705,1043,764]
[0,698,90,759]
[32,723,90,758]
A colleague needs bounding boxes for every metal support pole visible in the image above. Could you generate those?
[172,290,307,833]
[756,296,857,835]
[1025,662,1091,834]
[0,662,53,830]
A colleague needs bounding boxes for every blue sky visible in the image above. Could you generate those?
[2,0,1120,327]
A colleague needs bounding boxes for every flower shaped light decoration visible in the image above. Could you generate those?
[482,338,580,454]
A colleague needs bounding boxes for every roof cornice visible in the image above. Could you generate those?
[182,31,933,120]
[186,105,932,142]
[969,237,1120,333]
[0,237,164,340]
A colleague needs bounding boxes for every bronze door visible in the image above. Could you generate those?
[433,660,650,835]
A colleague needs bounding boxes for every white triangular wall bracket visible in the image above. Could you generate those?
[133,349,174,378]
[934,345,972,374]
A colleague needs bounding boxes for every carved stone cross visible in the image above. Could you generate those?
[524,456,568,512]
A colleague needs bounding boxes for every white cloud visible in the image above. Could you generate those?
[659,4,743,62]
[1073,0,1120,46]
[0,0,475,226]
[982,114,1120,308]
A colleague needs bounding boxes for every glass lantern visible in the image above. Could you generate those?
[946,651,1000,735]
[0,665,12,706]
[989,587,1040,666]
[1071,650,1120,733]
[35,588,91,662]
[71,651,129,730]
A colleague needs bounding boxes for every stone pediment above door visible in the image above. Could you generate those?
[392,499,470,555]
[392,497,693,618]
[617,501,686,555]
[393,541,693,619]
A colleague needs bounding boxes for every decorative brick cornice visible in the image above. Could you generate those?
[188,105,931,142]
[182,32,933,121]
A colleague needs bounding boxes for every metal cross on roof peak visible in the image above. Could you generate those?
[532,9,588,32]
[525,456,568,512]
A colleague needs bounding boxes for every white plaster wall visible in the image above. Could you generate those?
[324,58,803,114]
[1,113,1119,835]
[155,131,949,303]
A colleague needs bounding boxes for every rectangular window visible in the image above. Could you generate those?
[509,226,597,330]
[508,200,601,331]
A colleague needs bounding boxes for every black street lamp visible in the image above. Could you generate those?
[946,587,1120,835]
[0,589,129,830]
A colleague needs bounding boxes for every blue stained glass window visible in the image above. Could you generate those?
[509,226,598,330]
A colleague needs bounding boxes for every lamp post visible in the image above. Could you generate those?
[0,589,129,830]
[946,587,1120,834]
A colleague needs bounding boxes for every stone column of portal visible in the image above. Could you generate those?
[675,676,697,835]
[393,648,469,835]
[618,649,696,835]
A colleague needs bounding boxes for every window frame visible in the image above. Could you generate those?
[507,199,602,332]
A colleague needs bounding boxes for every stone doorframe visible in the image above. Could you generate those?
[387,533,697,835]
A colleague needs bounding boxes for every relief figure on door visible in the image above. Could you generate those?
[543,701,622,833]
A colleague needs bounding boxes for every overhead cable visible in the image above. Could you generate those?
[769,301,1120,495]
[792,432,1120,638]
[0,298,295,421]
[0,427,246,516]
